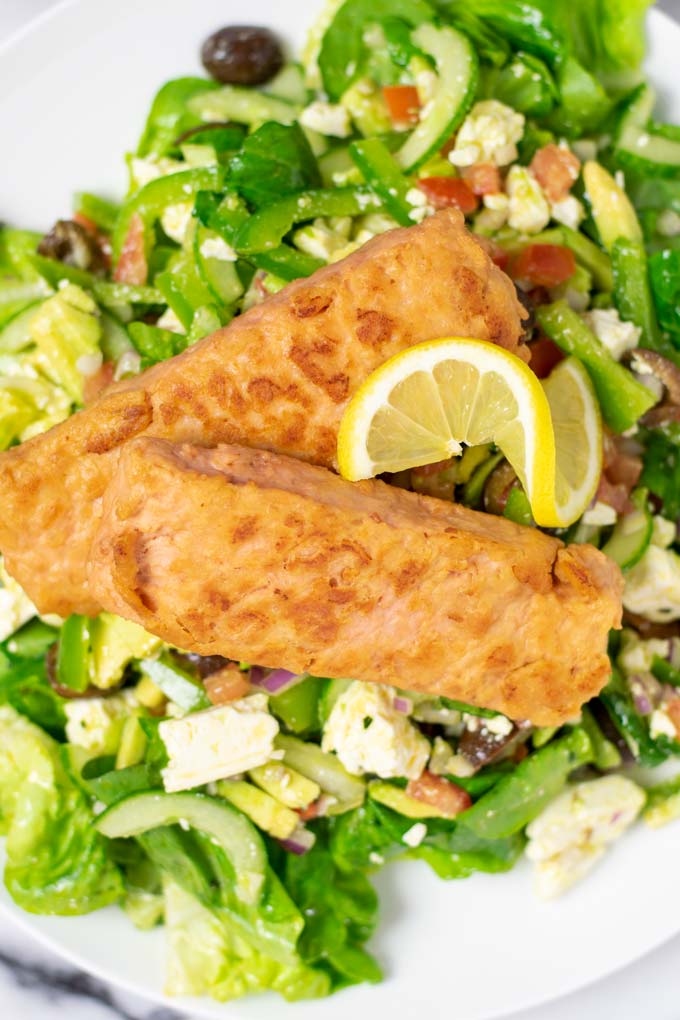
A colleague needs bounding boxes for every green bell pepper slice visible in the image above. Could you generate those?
[459,727,593,839]
[349,138,415,226]
[536,300,657,433]
[56,614,92,694]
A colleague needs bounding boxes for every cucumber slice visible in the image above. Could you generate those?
[275,734,365,814]
[396,23,477,172]
[194,226,244,307]
[95,790,267,903]
[615,84,680,177]
[601,490,652,569]
[188,86,300,126]
[0,301,41,353]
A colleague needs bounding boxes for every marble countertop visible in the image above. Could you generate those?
[1,2,679,1018]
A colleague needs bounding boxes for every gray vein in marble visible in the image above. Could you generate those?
[0,940,185,1020]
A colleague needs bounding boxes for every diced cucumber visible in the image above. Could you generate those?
[95,790,267,903]
[615,84,680,177]
[275,734,365,814]
[396,23,477,172]
[188,86,300,126]
[216,779,299,839]
[0,301,41,353]
[193,225,244,307]
[263,63,309,105]
[318,145,361,187]
[601,490,652,569]
[138,655,211,712]
[248,762,320,810]
[101,311,134,362]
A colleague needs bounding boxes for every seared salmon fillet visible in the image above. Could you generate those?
[90,439,623,726]
[0,210,526,616]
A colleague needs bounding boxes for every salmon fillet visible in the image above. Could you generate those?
[0,210,527,616]
[90,439,623,726]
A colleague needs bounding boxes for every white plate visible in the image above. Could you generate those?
[1,2,680,1018]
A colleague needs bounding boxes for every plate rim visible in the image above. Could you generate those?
[0,2,679,1018]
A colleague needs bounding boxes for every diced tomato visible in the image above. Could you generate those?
[382,85,420,127]
[529,336,564,379]
[461,162,502,196]
[204,664,251,706]
[417,177,479,214]
[603,432,643,490]
[297,799,324,822]
[83,361,115,404]
[113,212,147,285]
[666,698,680,739]
[530,143,580,202]
[510,244,576,289]
[405,771,472,819]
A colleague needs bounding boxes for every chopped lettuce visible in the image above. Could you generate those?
[0,705,122,913]
[284,836,382,989]
[163,878,330,1002]
[30,283,102,403]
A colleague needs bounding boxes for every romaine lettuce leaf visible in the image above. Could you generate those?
[30,283,102,403]
[228,122,321,208]
[0,705,123,914]
[163,878,330,1002]
[284,836,382,990]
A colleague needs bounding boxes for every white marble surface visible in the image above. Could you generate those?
[0,2,679,1019]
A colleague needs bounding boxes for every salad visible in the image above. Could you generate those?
[1,0,680,1007]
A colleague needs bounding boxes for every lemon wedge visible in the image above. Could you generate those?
[337,338,601,528]
[541,356,602,527]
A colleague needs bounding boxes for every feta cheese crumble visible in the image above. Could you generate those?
[447,100,525,168]
[550,194,585,231]
[581,307,641,361]
[65,691,138,755]
[581,501,618,527]
[322,682,430,779]
[526,776,644,898]
[199,236,237,262]
[299,100,351,138]
[160,694,279,792]
[618,628,670,676]
[0,560,37,642]
[402,822,427,848]
[623,545,680,622]
[506,166,550,234]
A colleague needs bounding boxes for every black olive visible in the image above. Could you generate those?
[46,642,106,699]
[171,649,231,679]
[37,219,108,276]
[201,26,283,86]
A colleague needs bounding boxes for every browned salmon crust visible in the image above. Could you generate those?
[90,439,623,726]
[0,210,527,616]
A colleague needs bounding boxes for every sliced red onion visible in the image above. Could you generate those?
[278,825,316,856]
[393,696,413,714]
[669,638,680,670]
[629,673,662,716]
[250,668,304,695]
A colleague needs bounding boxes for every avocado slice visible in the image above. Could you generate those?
[90,612,162,690]
[248,761,320,810]
[216,779,299,839]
